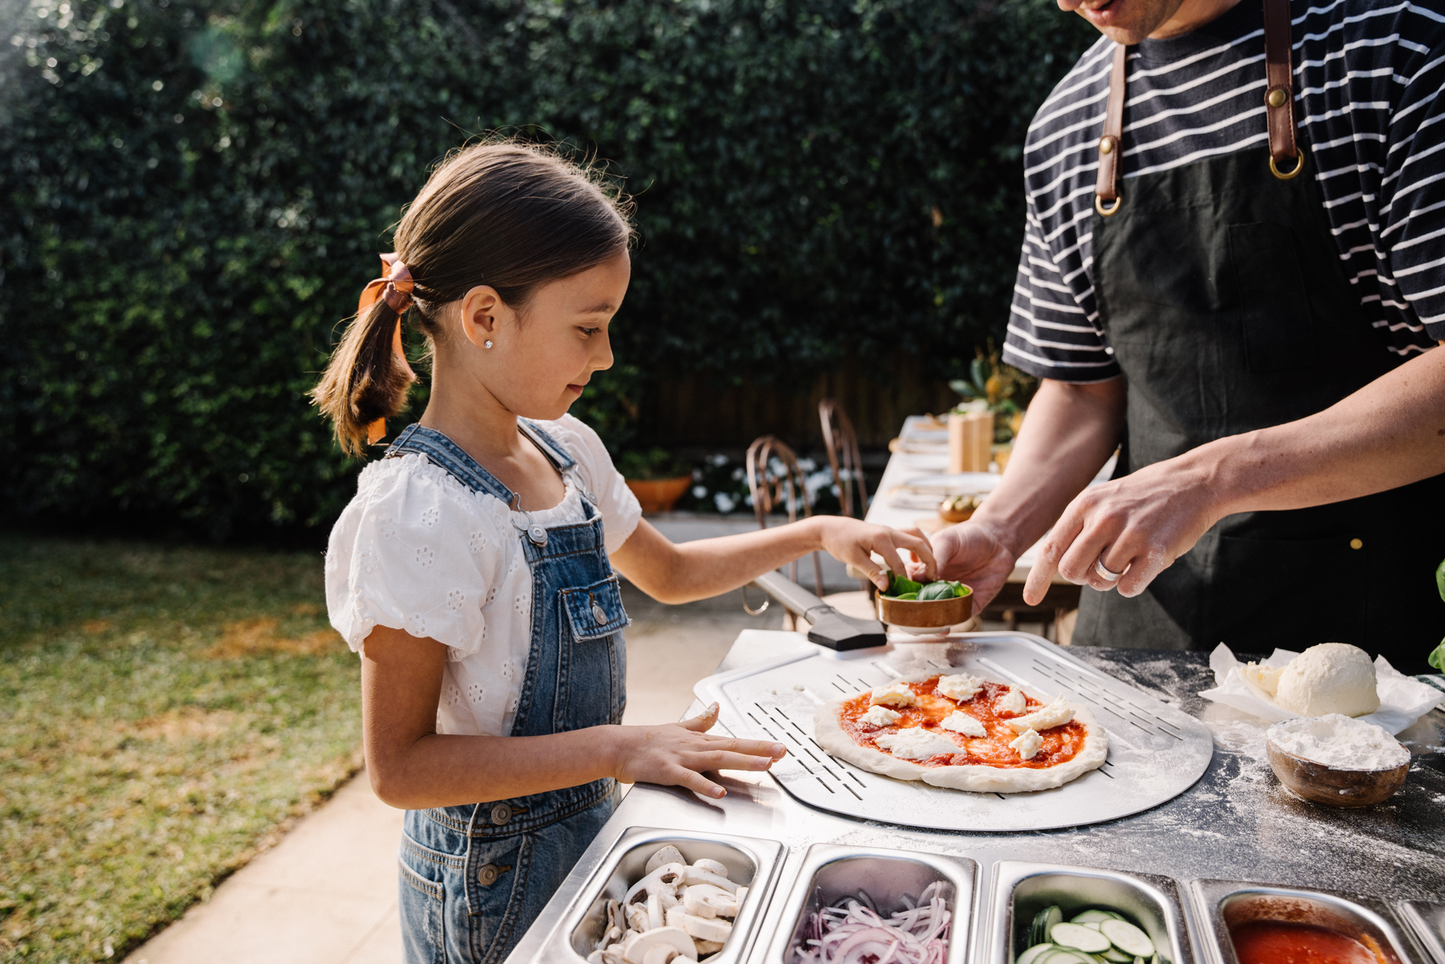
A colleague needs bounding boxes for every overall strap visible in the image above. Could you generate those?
[517,420,576,472]
[1094,0,1303,217]
[384,424,517,504]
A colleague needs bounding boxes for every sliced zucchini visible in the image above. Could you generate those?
[1051,923,1112,954]
[1071,910,1117,926]
[1101,946,1133,962]
[1100,920,1155,958]
[1018,944,1057,964]
[1032,906,1064,947]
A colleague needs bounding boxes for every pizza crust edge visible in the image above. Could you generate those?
[812,679,1109,794]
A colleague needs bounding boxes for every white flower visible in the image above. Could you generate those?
[714,492,736,514]
[692,485,707,498]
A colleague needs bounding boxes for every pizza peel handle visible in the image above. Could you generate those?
[749,572,887,651]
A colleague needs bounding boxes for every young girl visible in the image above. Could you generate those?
[314,141,934,964]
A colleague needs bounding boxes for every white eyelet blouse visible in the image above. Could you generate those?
[324,415,642,737]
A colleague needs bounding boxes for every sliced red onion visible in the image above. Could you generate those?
[791,882,950,964]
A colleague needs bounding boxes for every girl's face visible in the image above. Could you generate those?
[456,251,630,422]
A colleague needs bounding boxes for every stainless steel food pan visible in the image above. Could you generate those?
[990,862,1194,964]
[761,844,977,964]
[1191,880,1420,964]
[1397,902,1445,964]
[534,825,785,964]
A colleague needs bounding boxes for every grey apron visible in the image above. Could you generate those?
[1069,0,1445,669]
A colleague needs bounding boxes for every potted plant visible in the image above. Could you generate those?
[617,448,695,513]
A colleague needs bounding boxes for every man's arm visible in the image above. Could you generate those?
[1024,345,1445,603]
[922,377,1124,608]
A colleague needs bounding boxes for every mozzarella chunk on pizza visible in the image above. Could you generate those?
[875,728,960,760]
[858,705,901,728]
[940,711,987,738]
[1010,728,1043,760]
[1009,698,1075,733]
[870,681,918,708]
[935,672,985,702]
[997,686,1026,716]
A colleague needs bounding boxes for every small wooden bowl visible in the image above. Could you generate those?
[937,503,976,524]
[876,590,973,631]
[1265,740,1409,808]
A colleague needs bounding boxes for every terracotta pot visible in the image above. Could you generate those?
[625,475,693,513]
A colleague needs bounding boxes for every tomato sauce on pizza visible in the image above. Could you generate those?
[838,677,1088,769]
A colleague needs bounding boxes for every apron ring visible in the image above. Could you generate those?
[1269,152,1305,180]
[1095,194,1122,217]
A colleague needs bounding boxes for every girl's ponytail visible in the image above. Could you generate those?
[311,255,418,456]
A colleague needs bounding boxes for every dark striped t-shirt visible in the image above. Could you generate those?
[1003,0,1445,382]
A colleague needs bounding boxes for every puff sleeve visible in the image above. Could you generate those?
[325,457,505,659]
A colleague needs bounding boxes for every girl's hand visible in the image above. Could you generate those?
[612,704,786,799]
[815,517,937,590]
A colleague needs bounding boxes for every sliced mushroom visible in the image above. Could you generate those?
[680,865,737,894]
[622,926,697,964]
[693,939,724,957]
[690,858,729,877]
[646,894,665,931]
[645,846,687,875]
[732,886,747,914]
[642,946,679,964]
[666,908,733,944]
[588,951,606,964]
[624,902,650,934]
[625,862,687,905]
[681,883,737,920]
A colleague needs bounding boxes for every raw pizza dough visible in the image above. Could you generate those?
[813,673,1108,793]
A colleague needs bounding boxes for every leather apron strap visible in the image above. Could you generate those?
[1095,0,1303,217]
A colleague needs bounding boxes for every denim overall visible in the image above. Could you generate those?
[383,421,629,964]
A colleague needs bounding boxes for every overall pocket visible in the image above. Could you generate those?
[556,575,629,731]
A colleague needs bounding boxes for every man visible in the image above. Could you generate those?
[926,0,1445,667]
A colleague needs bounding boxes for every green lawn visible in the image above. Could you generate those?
[0,533,363,963]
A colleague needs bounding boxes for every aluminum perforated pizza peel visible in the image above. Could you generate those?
[693,631,1214,832]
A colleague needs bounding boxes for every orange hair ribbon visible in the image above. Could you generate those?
[356,253,418,445]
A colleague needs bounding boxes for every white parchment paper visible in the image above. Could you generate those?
[1198,643,1444,735]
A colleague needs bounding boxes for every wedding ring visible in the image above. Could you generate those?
[1093,556,1124,582]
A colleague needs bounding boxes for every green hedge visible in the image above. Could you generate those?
[0,0,1093,538]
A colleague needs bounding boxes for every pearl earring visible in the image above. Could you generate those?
[484,340,493,349]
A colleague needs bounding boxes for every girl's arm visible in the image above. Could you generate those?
[609,517,936,605]
[362,625,786,810]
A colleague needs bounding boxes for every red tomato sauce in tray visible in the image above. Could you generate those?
[839,676,1087,769]
[1229,922,1392,964]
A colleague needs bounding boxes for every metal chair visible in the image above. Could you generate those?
[818,399,869,520]
[745,436,825,617]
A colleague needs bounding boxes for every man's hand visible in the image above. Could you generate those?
[1022,457,1221,604]
[905,521,1017,610]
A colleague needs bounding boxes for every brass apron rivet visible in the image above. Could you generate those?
[1266,87,1288,108]
[1349,538,1363,550]
[1099,135,1115,155]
